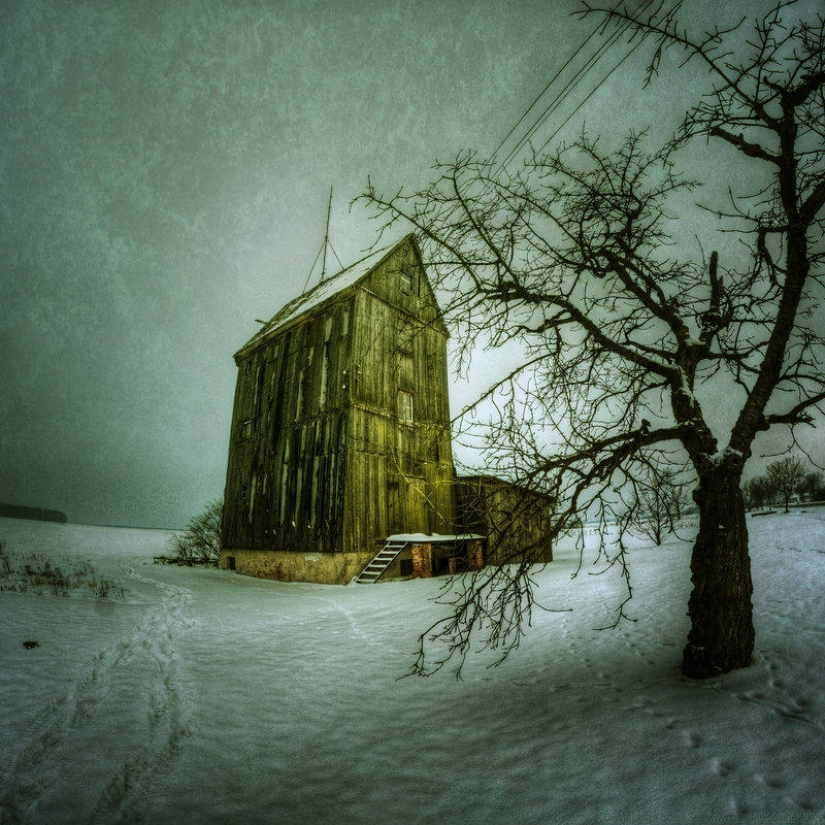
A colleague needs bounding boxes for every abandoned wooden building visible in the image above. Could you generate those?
[220,234,552,584]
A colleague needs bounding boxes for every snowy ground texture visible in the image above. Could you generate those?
[1,514,824,825]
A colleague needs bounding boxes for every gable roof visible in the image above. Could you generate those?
[235,234,438,360]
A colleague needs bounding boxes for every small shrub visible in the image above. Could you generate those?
[91,577,126,599]
[168,500,223,565]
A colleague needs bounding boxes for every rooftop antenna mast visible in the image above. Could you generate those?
[320,185,333,283]
[303,186,344,294]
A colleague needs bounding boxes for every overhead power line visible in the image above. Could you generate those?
[492,0,681,175]
[489,14,607,162]
[532,0,683,157]
[494,0,658,172]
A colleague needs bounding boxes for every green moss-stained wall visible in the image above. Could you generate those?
[222,298,351,555]
[222,235,455,574]
[455,476,554,565]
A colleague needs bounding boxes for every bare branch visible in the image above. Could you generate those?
[361,0,825,679]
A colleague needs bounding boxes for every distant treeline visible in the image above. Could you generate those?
[0,504,68,523]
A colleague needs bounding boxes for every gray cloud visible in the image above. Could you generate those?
[1,0,818,526]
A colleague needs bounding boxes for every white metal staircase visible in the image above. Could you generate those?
[353,538,409,584]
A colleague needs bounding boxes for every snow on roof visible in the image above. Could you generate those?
[387,533,486,543]
[238,236,411,357]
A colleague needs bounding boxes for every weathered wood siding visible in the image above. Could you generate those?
[223,234,455,571]
[344,241,454,553]
[223,298,353,554]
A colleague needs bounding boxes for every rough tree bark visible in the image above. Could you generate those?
[685,462,754,678]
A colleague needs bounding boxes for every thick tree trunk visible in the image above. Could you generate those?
[683,464,754,678]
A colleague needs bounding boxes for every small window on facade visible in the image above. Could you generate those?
[341,306,350,337]
[401,268,413,293]
[398,390,414,424]
[319,343,330,410]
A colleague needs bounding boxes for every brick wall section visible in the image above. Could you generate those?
[411,542,432,578]
[467,540,484,570]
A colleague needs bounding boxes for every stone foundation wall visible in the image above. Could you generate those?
[220,548,375,585]
[222,537,491,585]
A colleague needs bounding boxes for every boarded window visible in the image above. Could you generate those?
[398,391,414,424]
[254,365,266,416]
[400,354,414,390]
[319,343,330,410]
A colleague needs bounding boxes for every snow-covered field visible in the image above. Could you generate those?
[1,513,824,824]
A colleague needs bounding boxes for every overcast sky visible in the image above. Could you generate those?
[1,0,821,528]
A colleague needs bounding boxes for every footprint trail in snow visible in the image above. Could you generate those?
[1,563,194,825]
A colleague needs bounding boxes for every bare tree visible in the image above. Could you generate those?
[169,500,223,564]
[362,1,825,679]
[742,475,775,511]
[766,455,807,512]
[798,469,825,502]
[621,467,692,546]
